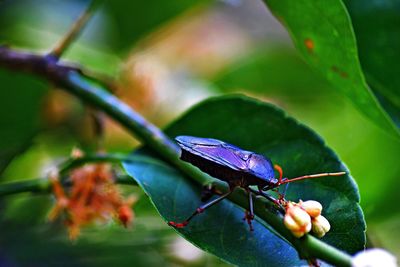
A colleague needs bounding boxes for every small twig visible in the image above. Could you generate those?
[59,153,133,175]
[0,178,52,196]
[0,153,136,197]
[0,175,136,197]
[88,108,106,149]
[49,0,103,59]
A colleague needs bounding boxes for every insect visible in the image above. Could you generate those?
[168,136,346,230]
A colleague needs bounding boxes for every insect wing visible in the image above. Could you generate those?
[176,136,249,171]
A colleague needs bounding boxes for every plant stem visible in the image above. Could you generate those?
[0,47,353,267]
[0,175,137,197]
[0,154,136,197]
[305,235,353,266]
[49,0,103,59]
[59,153,133,174]
[65,72,181,158]
[0,178,52,196]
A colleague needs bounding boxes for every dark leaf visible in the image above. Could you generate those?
[343,0,400,127]
[123,95,365,266]
[0,70,47,175]
[263,0,399,137]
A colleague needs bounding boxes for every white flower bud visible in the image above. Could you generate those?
[311,215,331,238]
[284,202,312,238]
[300,200,322,218]
[352,248,397,267]
[284,214,301,231]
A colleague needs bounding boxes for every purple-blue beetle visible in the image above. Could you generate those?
[168,135,345,230]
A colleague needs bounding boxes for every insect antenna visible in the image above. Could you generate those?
[278,171,346,185]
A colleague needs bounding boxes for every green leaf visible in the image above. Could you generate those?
[123,95,365,266]
[263,0,399,136]
[343,0,400,127]
[0,70,47,175]
[124,156,307,266]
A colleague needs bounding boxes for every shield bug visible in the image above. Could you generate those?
[168,136,345,230]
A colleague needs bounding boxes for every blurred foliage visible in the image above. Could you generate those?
[0,70,47,175]
[0,194,227,267]
[0,0,118,75]
[213,47,332,99]
[104,0,210,53]
[0,0,400,266]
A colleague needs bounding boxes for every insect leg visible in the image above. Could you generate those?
[243,189,255,231]
[168,190,233,228]
[250,186,277,203]
[201,184,223,202]
[278,181,289,201]
[250,186,285,213]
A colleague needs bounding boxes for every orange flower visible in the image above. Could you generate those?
[49,158,136,240]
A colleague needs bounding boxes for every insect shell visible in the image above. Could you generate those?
[175,135,278,190]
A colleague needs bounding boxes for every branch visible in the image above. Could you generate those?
[0,46,352,267]
[49,0,103,59]
[0,153,137,197]
[0,178,52,196]
[59,153,132,174]
[0,46,180,164]
[0,175,136,197]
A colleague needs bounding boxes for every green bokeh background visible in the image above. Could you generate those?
[0,0,399,266]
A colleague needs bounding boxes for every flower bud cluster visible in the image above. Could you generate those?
[283,200,330,238]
